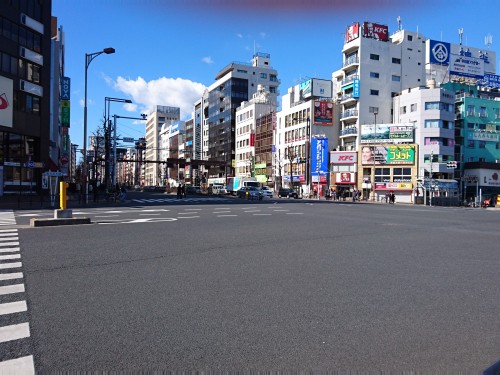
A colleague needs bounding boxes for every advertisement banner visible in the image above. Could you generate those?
[313,101,333,125]
[361,124,414,143]
[311,137,328,178]
[427,40,496,73]
[335,172,355,184]
[478,74,500,89]
[300,80,312,99]
[312,79,332,98]
[361,145,415,165]
[374,182,413,190]
[330,151,357,164]
[345,23,359,43]
[449,54,484,79]
[469,131,499,142]
[353,79,360,98]
[362,22,388,41]
[61,77,71,100]
[0,76,14,128]
[61,100,70,127]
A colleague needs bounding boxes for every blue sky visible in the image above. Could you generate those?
[52,0,500,150]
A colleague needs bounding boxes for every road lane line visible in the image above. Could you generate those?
[286,212,304,215]
[217,215,238,217]
[0,301,27,316]
[0,242,20,247]
[177,216,200,219]
[253,213,272,216]
[0,322,30,343]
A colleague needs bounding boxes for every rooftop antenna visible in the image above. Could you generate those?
[485,33,493,49]
[397,16,402,31]
[458,27,464,45]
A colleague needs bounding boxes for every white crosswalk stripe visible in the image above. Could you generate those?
[0,211,16,226]
[0,228,34,373]
[132,197,231,204]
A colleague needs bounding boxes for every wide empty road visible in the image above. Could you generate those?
[3,201,499,371]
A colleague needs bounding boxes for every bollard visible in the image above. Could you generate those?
[60,181,68,210]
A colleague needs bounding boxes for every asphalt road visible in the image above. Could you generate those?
[2,199,499,371]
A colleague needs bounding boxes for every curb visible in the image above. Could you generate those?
[30,217,92,227]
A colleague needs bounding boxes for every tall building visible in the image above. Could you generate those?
[144,105,180,186]
[276,78,337,195]
[235,85,277,186]
[205,52,280,180]
[0,1,53,195]
[334,22,427,152]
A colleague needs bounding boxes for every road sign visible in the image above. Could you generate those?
[25,161,35,168]
[122,137,134,143]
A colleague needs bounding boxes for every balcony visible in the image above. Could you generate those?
[340,109,359,119]
[340,92,357,103]
[340,127,358,136]
[341,75,359,86]
[343,56,359,68]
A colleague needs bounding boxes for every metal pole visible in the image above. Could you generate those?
[430,150,433,207]
[112,115,117,187]
[83,54,90,205]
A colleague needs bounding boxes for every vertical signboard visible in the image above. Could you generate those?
[313,101,333,126]
[0,76,14,128]
[353,79,360,98]
[345,23,359,43]
[311,137,329,181]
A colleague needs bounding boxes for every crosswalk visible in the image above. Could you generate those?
[0,219,35,373]
[132,197,231,204]
[0,210,16,226]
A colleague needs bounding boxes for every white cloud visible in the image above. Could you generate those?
[201,56,214,64]
[259,32,267,38]
[112,76,206,120]
[236,33,243,38]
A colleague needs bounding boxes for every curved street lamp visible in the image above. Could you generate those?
[83,47,115,204]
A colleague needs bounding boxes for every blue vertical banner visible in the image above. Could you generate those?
[311,137,328,181]
[353,79,360,98]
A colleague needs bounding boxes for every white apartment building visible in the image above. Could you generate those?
[334,22,427,152]
[235,85,277,183]
[144,105,180,186]
[159,121,185,186]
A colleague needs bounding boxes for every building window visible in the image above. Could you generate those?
[370,90,379,96]
[370,54,380,61]
[393,168,412,182]
[401,106,406,114]
[392,75,401,82]
[467,140,475,148]
[424,120,439,128]
[407,35,413,41]
[410,103,417,112]
[392,57,401,64]
[495,108,500,119]
[466,105,475,116]
[374,168,390,183]
[260,73,268,79]
[479,141,486,148]
[479,107,487,117]
[370,72,379,78]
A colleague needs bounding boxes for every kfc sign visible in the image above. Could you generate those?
[345,23,359,43]
[362,22,389,42]
[330,151,357,164]
[336,172,355,184]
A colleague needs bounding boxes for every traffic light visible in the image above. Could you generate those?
[446,161,457,169]
[135,138,146,150]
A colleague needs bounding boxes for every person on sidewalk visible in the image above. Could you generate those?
[119,184,127,202]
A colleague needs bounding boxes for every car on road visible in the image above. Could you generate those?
[261,186,273,198]
[278,188,299,198]
[237,186,263,200]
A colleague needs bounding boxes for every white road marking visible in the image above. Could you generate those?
[0,272,23,281]
[273,209,289,212]
[217,215,238,217]
[0,229,17,233]
[94,215,119,218]
[0,284,25,296]
[0,262,22,269]
[213,211,231,214]
[0,322,30,343]
[0,301,27,316]
[177,216,200,219]
[0,355,34,374]
[0,254,21,261]
[0,237,18,241]
[139,213,161,216]
[253,214,272,216]
[286,212,304,215]
[0,247,20,253]
[0,242,19,247]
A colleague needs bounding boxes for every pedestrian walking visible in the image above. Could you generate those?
[177,184,182,199]
[119,184,127,202]
[181,184,186,198]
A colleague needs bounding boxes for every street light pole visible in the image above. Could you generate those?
[83,47,115,204]
[372,109,378,201]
